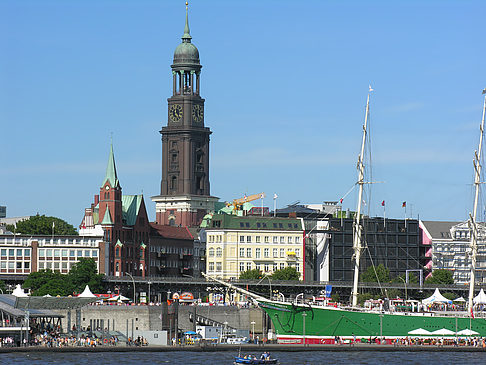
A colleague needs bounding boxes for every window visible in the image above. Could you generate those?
[240,236,245,243]
[264,248,269,258]
[16,262,22,269]
[288,237,293,243]
[24,249,30,257]
[295,249,300,257]
[245,223,250,228]
[17,249,22,256]
[46,249,52,257]
[77,250,82,257]
[295,263,300,272]
[54,249,60,257]
[255,264,260,271]
[24,262,30,269]
[208,248,214,257]
[216,247,222,257]
[62,249,68,257]
[62,262,67,269]
[264,264,269,272]
[70,250,75,257]
[295,237,300,243]
[246,248,252,258]
[273,248,278,257]
[264,236,269,243]
[255,236,261,243]
[216,262,222,271]
[38,262,44,269]
[255,248,261,259]
[280,236,285,243]
[240,223,244,228]
[240,262,245,272]
[8,262,14,269]
[54,262,60,270]
[273,263,277,272]
[84,250,90,257]
[280,263,285,270]
[39,249,45,257]
[247,236,251,243]
[280,248,285,258]
[273,237,278,243]
[239,248,245,258]
[247,262,252,271]
[0,249,6,256]
[209,262,214,271]
[92,250,98,257]
[8,249,14,257]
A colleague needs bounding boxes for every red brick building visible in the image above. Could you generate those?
[80,144,150,277]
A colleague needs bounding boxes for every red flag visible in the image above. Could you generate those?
[381,200,385,207]
[402,201,406,208]
[340,198,343,204]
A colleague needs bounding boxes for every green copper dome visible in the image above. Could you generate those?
[173,4,199,66]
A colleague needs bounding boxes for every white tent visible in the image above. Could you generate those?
[431,328,455,336]
[457,329,479,336]
[408,328,432,335]
[78,285,96,298]
[12,284,28,297]
[422,288,452,304]
[108,294,129,301]
[473,289,486,305]
[453,296,466,302]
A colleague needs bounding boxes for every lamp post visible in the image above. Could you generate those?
[302,312,307,346]
[125,272,136,304]
[147,281,152,304]
[398,276,407,301]
[251,321,256,343]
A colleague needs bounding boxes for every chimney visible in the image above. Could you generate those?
[94,194,99,205]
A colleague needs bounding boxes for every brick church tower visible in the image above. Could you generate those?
[152,5,217,227]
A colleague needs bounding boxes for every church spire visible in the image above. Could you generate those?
[182,2,192,42]
[102,143,119,188]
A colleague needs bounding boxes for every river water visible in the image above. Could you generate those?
[1,351,486,365]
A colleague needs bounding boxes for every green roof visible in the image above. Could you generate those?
[122,195,143,226]
[101,207,113,225]
[206,214,303,231]
[101,143,119,189]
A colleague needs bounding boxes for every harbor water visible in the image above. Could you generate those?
[1,351,486,365]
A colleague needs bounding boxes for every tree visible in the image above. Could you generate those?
[425,269,454,285]
[239,269,262,280]
[360,264,390,283]
[68,258,104,293]
[23,269,72,296]
[0,280,6,294]
[6,214,78,235]
[271,267,300,281]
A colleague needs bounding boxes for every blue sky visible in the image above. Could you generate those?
[1,0,485,227]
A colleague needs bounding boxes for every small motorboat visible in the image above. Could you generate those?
[234,355,279,364]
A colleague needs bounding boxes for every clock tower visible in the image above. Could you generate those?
[152,4,217,227]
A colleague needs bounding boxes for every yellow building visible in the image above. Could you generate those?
[205,214,305,280]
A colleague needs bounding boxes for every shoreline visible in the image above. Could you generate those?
[0,344,485,353]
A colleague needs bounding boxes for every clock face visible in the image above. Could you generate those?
[105,185,110,190]
[192,105,204,123]
[169,104,183,122]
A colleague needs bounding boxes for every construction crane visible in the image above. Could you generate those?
[227,193,266,214]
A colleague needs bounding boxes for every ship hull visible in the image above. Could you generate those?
[258,300,486,344]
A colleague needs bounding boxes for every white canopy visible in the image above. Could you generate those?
[78,285,96,298]
[457,329,479,336]
[473,289,486,305]
[422,288,452,304]
[431,328,455,336]
[12,284,28,297]
[453,296,466,302]
[108,294,129,301]
[408,328,432,335]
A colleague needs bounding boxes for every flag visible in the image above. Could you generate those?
[273,193,278,199]
[381,200,385,207]
[402,201,406,208]
[52,221,55,228]
[483,88,486,95]
[340,198,343,204]
[369,85,374,92]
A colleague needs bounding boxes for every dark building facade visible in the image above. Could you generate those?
[325,217,425,281]
[152,6,217,227]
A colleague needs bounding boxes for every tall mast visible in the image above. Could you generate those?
[467,89,486,314]
[351,87,372,307]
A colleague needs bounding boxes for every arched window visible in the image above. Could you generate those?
[208,248,214,257]
[115,247,120,258]
[216,247,222,257]
[171,176,177,190]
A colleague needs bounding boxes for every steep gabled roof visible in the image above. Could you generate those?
[101,143,120,189]
[122,195,143,226]
[101,207,113,225]
[150,223,194,240]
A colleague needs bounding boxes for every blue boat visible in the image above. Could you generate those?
[234,355,279,364]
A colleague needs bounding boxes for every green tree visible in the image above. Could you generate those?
[271,267,300,281]
[6,214,78,235]
[391,273,418,284]
[360,264,390,283]
[358,292,373,305]
[443,292,457,301]
[68,258,104,293]
[23,269,72,296]
[239,269,262,280]
[425,269,454,285]
[0,280,6,294]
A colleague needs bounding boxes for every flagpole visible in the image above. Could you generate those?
[273,193,278,217]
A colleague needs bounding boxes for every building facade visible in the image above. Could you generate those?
[205,214,305,280]
[420,220,486,284]
[80,144,150,278]
[0,234,105,276]
[151,6,217,227]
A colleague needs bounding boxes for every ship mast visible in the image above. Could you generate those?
[467,89,486,314]
[351,87,372,307]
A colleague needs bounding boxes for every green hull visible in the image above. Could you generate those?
[259,300,486,344]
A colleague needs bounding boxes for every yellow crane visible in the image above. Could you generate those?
[227,193,265,214]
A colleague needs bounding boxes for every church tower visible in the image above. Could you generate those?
[152,4,217,227]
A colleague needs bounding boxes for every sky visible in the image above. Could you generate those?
[1,0,485,228]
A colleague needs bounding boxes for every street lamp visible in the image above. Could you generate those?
[302,312,307,346]
[125,272,136,304]
[398,276,407,301]
[147,281,152,304]
[250,321,256,343]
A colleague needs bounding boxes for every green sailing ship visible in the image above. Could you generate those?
[206,88,486,344]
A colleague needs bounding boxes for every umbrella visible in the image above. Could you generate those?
[408,328,432,335]
[457,329,479,336]
[431,328,455,336]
